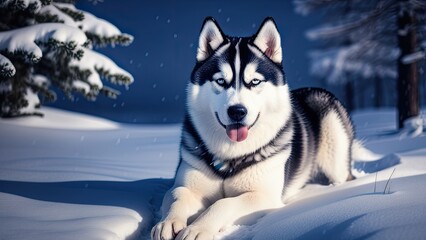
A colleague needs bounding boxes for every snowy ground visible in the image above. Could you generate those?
[0,107,425,240]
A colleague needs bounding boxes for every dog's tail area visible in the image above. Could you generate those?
[351,140,382,161]
[351,140,400,175]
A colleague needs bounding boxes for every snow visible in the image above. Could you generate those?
[20,88,40,114]
[31,74,49,87]
[39,5,78,28]
[402,51,425,64]
[80,10,122,38]
[0,107,425,239]
[0,23,87,63]
[400,116,424,138]
[0,107,119,130]
[72,79,91,94]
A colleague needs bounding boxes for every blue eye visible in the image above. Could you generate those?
[251,79,262,86]
[215,78,226,86]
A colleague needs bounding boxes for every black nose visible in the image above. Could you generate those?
[227,104,247,122]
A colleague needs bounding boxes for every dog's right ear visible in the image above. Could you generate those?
[196,17,226,62]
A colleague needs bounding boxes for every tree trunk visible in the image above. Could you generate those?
[374,76,382,108]
[345,80,354,112]
[397,3,419,129]
[358,81,365,109]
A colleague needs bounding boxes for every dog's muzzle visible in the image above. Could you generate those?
[215,111,260,142]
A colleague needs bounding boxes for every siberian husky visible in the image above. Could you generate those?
[152,17,354,240]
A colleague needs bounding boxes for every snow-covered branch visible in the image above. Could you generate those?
[0,23,86,63]
[310,40,398,84]
[402,51,425,64]
[306,0,397,40]
[0,53,15,78]
[53,3,133,47]
[39,5,78,27]
[0,0,42,12]
[70,48,134,89]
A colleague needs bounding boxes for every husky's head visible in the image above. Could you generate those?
[187,17,292,159]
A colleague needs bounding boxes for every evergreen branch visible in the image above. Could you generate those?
[1,49,41,63]
[69,66,91,82]
[0,111,43,118]
[72,83,95,99]
[306,0,398,40]
[35,12,64,24]
[0,53,16,78]
[37,39,84,60]
[54,0,76,4]
[40,0,52,6]
[0,71,40,118]
[34,58,97,103]
[0,23,87,65]
[67,66,103,100]
[1,0,27,12]
[0,63,15,78]
[0,2,133,117]
[96,67,132,86]
[0,0,41,13]
[0,4,34,31]
[55,5,84,22]
[85,32,134,47]
[100,85,120,99]
[27,79,56,102]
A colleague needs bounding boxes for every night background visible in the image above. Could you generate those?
[48,0,320,123]
[1,1,426,239]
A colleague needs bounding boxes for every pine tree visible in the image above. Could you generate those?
[0,0,133,118]
[295,0,426,129]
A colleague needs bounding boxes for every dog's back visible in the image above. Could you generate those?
[282,88,355,200]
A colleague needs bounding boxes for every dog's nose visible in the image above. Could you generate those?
[227,104,247,122]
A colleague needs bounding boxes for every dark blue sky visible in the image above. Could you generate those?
[49,0,320,123]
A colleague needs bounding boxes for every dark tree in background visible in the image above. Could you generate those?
[397,1,420,129]
[0,0,133,118]
[295,0,426,129]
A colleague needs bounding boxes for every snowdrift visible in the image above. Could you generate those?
[0,107,425,240]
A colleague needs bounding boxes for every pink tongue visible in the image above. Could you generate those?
[226,125,249,142]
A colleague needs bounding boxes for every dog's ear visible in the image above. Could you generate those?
[196,17,226,62]
[253,17,282,64]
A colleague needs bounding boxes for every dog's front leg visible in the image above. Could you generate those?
[176,192,283,240]
[152,161,222,240]
[151,186,208,240]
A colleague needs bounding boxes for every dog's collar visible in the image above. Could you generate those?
[211,159,232,173]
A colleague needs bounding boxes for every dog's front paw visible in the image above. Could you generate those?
[175,225,214,240]
[151,218,186,240]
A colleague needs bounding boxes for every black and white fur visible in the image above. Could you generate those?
[152,17,354,240]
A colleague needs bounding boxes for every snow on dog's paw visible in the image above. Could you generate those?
[151,219,186,240]
[176,225,215,240]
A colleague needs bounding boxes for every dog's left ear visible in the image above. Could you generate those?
[253,17,282,64]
